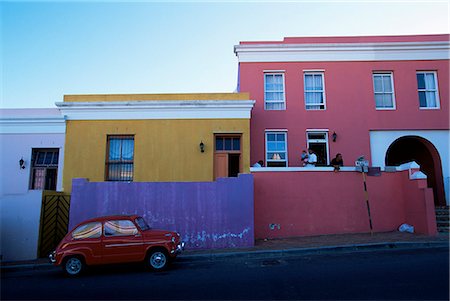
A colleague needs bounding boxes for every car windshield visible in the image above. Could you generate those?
[135,217,151,231]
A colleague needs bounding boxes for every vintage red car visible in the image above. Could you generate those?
[49,215,185,276]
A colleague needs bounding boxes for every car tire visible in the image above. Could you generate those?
[147,249,168,271]
[63,256,85,276]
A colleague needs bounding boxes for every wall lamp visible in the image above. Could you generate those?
[332,132,337,142]
[199,141,205,153]
[19,158,25,169]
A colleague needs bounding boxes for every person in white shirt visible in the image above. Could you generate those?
[253,160,264,167]
[306,148,317,167]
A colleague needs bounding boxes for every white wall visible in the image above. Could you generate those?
[370,130,450,205]
[0,109,65,261]
[0,191,43,261]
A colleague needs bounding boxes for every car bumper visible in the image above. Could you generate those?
[177,242,185,253]
[49,251,56,264]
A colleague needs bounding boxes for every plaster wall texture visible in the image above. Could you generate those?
[0,133,65,195]
[63,119,251,192]
[253,170,436,239]
[239,59,449,170]
[69,174,254,249]
[0,190,43,261]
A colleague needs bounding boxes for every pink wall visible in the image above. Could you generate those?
[240,59,449,166]
[253,170,437,239]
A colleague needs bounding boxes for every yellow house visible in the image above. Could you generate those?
[57,93,254,192]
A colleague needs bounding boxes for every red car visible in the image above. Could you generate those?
[49,215,185,276]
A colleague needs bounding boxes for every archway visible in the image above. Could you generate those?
[385,136,445,206]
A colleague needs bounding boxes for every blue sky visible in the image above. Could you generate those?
[1,1,449,108]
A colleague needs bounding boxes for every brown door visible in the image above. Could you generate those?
[214,153,228,179]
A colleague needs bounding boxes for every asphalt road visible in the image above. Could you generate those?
[2,247,449,300]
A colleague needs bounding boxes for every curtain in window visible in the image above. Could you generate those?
[304,74,323,110]
[108,137,134,181]
[265,74,285,110]
[417,73,437,108]
[373,74,393,108]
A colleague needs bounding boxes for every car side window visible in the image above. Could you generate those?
[72,222,102,240]
[104,220,139,236]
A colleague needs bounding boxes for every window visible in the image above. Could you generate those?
[104,220,138,236]
[306,131,329,166]
[214,135,242,178]
[72,222,102,240]
[264,73,285,110]
[373,73,395,109]
[106,136,134,181]
[417,72,440,109]
[304,72,325,110]
[135,217,150,231]
[265,132,287,167]
[30,148,59,190]
[215,136,241,151]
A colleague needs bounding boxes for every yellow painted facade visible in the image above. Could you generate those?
[62,93,252,192]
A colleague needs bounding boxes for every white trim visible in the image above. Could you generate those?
[265,128,288,132]
[304,72,326,110]
[263,70,285,73]
[305,128,329,132]
[265,131,288,167]
[251,166,357,172]
[303,69,325,72]
[306,130,330,165]
[264,73,286,110]
[0,116,66,134]
[55,100,255,120]
[235,41,450,62]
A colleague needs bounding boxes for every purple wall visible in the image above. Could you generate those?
[69,174,254,249]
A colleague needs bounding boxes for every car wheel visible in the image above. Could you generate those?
[147,249,168,270]
[64,256,84,276]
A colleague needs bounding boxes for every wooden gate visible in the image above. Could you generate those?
[38,191,70,258]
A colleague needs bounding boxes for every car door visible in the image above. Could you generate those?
[101,219,144,264]
[71,221,103,265]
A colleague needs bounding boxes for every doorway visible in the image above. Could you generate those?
[214,135,242,179]
[385,136,445,206]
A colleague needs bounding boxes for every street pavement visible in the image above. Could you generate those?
[1,231,449,271]
[2,246,449,300]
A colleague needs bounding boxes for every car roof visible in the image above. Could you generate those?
[79,214,141,224]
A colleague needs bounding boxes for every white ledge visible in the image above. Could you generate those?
[250,167,357,172]
[235,41,450,62]
[56,100,256,120]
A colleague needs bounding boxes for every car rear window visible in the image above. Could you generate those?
[104,220,138,236]
[72,222,102,240]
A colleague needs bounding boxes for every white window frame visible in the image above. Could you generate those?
[304,72,326,110]
[372,72,396,110]
[417,71,440,109]
[265,130,288,167]
[264,72,286,110]
[306,131,329,165]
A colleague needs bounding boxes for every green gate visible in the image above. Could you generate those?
[38,191,71,258]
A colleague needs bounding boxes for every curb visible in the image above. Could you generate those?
[2,241,448,272]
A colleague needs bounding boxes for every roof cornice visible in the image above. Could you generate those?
[55,100,256,120]
[234,41,450,62]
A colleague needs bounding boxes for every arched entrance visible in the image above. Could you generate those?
[385,136,445,206]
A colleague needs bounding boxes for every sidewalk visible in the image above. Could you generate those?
[2,231,448,270]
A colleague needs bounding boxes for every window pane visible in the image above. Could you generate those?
[276,142,286,151]
[426,92,437,107]
[313,74,323,90]
[32,168,45,190]
[267,142,277,151]
[105,220,138,236]
[36,152,45,165]
[232,138,240,150]
[267,134,276,141]
[52,153,59,165]
[425,73,436,89]
[44,152,53,164]
[375,94,384,107]
[418,91,427,107]
[121,139,134,160]
[276,134,285,141]
[216,138,223,151]
[383,94,393,108]
[373,76,382,92]
[72,222,102,240]
[109,139,121,160]
[417,73,425,89]
[224,138,232,150]
[382,76,392,92]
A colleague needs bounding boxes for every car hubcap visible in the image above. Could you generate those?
[150,252,166,269]
[66,258,81,275]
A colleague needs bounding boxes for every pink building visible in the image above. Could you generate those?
[235,34,449,238]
